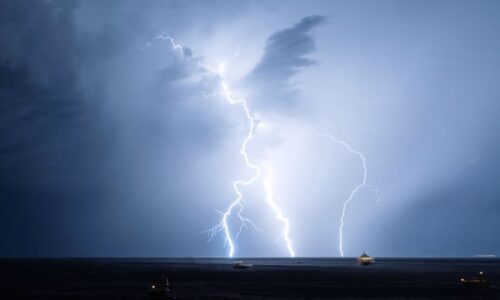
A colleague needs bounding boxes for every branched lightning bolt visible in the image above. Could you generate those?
[205,55,295,258]
[142,34,296,257]
[317,133,368,257]
[204,64,262,258]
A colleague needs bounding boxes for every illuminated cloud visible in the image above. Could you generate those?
[1,1,499,258]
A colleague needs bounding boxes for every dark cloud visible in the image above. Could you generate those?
[244,15,326,109]
[0,0,230,256]
[0,1,91,186]
[379,166,500,256]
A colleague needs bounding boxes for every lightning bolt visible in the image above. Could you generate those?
[204,60,262,258]
[143,35,295,257]
[317,133,368,257]
[139,35,182,51]
[264,166,295,257]
[205,54,295,258]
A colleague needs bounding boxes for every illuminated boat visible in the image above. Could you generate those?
[460,272,491,287]
[357,252,375,265]
[149,277,176,299]
[233,260,253,269]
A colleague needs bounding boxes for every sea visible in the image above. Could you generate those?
[0,257,499,299]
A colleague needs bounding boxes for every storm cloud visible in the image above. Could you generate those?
[246,15,326,107]
[1,0,499,257]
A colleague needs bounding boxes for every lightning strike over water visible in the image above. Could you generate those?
[146,35,295,257]
[204,61,263,258]
[264,167,295,257]
[318,133,368,257]
[141,35,374,258]
[205,56,295,258]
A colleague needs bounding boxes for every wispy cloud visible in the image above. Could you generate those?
[245,15,326,108]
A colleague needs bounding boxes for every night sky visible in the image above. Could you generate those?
[1,0,499,257]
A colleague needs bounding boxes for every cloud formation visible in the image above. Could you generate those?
[245,15,326,109]
[0,0,230,256]
[1,1,499,258]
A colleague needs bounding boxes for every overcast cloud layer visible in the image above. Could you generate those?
[1,0,499,257]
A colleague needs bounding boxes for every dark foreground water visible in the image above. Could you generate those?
[0,258,499,299]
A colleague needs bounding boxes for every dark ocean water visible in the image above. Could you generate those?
[0,257,499,299]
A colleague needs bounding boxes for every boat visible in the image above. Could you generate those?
[233,260,253,269]
[149,277,176,299]
[357,252,375,265]
[460,271,491,287]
